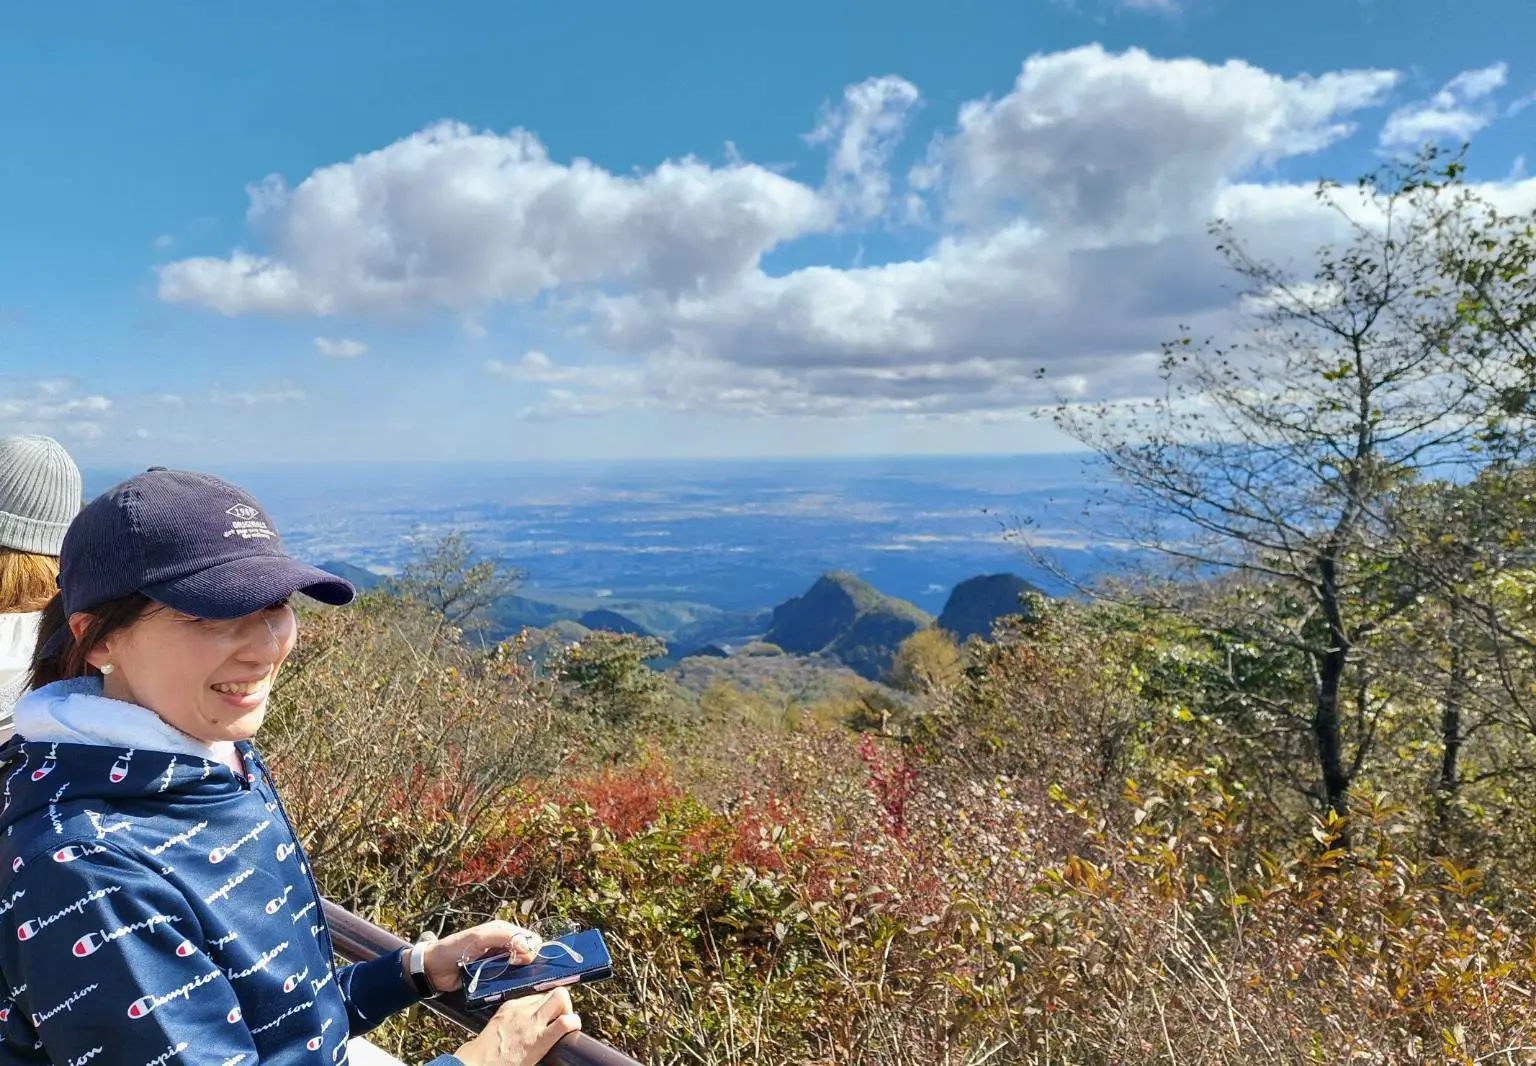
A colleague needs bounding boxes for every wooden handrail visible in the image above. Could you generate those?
[322,900,644,1066]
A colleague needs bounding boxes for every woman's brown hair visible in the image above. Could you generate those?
[0,549,59,615]
[29,592,153,690]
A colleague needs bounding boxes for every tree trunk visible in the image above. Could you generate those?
[1314,554,1352,822]
[1433,599,1466,854]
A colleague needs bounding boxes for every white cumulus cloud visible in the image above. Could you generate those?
[155,46,1531,426]
[929,45,1398,237]
[568,46,1405,416]
[158,122,832,316]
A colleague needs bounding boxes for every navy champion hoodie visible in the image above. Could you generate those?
[0,681,450,1066]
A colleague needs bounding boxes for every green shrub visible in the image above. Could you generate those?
[272,590,1536,1065]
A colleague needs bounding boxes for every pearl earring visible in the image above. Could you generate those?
[99,663,115,675]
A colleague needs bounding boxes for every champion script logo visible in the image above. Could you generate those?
[225,941,288,981]
[126,969,221,1019]
[70,913,180,957]
[18,886,120,940]
[30,746,58,782]
[247,999,311,1036]
[204,867,256,904]
[52,843,108,864]
[84,809,133,838]
[208,820,269,865]
[264,884,294,915]
[147,820,208,856]
[46,782,70,835]
[143,1041,189,1066]
[30,983,99,1026]
[157,757,178,793]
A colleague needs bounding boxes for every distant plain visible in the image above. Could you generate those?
[82,454,1134,618]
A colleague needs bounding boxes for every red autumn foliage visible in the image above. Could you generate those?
[856,733,920,839]
[561,764,681,842]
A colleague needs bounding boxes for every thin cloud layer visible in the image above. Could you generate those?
[807,75,923,219]
[314,336,369,358]
[1381,62,1509,147]
[0,384,113,442]
[0,379,308,453]
[156,46,1529,423]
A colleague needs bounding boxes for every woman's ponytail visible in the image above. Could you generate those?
[28,593,70,690]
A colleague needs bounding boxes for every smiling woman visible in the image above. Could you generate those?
[0,468,582,1066]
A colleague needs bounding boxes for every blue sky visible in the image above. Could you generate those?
[2,0,1533,464]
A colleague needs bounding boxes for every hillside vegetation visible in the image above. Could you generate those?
[260,152,1536,1065]
[669,643,884,706]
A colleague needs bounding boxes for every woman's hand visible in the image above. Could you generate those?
[419,920,542,994]
[453,988,582,1066]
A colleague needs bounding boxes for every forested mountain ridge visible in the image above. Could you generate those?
[761,571,932,680]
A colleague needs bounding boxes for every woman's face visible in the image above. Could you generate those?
[71,601,297,743]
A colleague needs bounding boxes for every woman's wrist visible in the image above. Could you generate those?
[402,943,439,999]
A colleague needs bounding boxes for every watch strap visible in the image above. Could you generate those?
[406,941,438,999]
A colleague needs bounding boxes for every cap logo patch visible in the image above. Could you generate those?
[223,503,275,540]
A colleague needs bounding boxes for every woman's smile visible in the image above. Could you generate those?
[210,676,272,706]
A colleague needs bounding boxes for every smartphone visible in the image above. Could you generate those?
[460,928,614,1008]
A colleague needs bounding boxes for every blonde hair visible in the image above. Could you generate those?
[0,548,59,614]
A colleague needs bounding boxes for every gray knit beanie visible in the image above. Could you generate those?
[0,436,82,556]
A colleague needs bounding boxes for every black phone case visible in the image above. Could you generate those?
[461,928,614,1007]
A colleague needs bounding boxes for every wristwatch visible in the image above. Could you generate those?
[405,940,438,1000]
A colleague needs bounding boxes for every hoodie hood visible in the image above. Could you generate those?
[0,678,246,836]
[12,676,239,764]
[0,611,40,740]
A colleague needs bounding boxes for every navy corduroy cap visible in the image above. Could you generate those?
[50,468,354,642]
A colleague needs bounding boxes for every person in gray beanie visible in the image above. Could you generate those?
[0,435,81,734]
